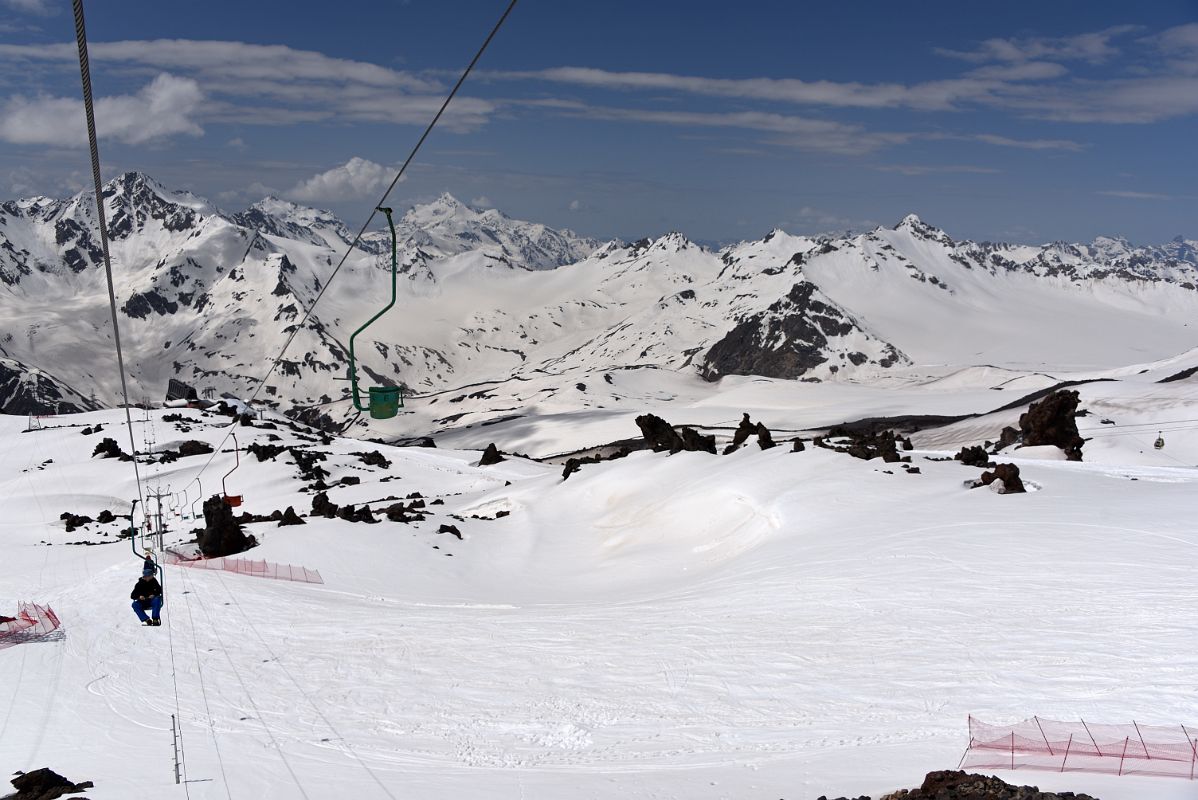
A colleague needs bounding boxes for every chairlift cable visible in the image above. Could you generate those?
[71,0,145,514]
[183,0,518,490]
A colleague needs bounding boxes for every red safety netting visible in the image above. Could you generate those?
[961,716,1198,780]
[164,548,323,584]
[0,602,62,651]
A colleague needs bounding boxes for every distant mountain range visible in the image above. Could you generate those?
[1,172,1195,432]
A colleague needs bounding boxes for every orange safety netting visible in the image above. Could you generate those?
[961,716,1198,780]
[164,548,323,584]
[0,602,62,650]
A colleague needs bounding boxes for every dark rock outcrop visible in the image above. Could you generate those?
[824,428,908,463]
[1019,389,1084,460]
[6,767,94,800]
[354,450,392,469]
[248,442,286,462]
[437,524,462,539]
[976,463,1026,494]
[91,437,131,461]
[956,445,993,468]
[478,443,505,466]
[635,414,716,454]
[278,506,305,526]
[59,512,93,532]
[197,495,257,558]
[311,492,338,519]
[792,437,806,452]
[874,769,1098,799]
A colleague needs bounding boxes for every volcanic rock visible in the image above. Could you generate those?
[1019,389,1085,460]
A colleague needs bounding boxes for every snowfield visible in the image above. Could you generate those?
[2,365,1196,799]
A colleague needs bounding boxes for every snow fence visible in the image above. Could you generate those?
[0,602,62,650]
[961,716,1198,780]
[164,548,323,584]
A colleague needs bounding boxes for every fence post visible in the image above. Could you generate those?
[1060,733,1072,773]
[1182,725,1196,780]
[1034,716,1054,755]
[171,714,180,784]
[1010,731,1015,770]
[1130,723,1150,761]
[1118,736,1129,776]
[1081,719,1103,756]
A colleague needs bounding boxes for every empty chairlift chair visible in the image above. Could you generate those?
[347,207,404,419]
[222,432,243,507]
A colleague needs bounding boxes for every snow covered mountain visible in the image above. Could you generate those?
[1,173,1196,435]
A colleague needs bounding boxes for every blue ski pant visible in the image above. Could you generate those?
[132,597,162,622]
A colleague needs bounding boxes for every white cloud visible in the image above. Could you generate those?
[0,73,203,146]
[0,39,496,133]
[287,157,396,202]
[877,164,1000,176]
[568,199,581,211]
[470,195,491,207]
[968,133,1083,151]
[226,137,247,150]
[2,0,56,15]
[795,206,877,232]
[1097,190,1171,199]
[936,26,1140,64]
[566,104,913,155]
[490,66,985,111]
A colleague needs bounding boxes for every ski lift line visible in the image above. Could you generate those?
[1077,417,1198,432]
[180,568,313,800]
[209,571,399,800]
[177,0,518,490]
[70,0,145,513]
[175,568,235,800]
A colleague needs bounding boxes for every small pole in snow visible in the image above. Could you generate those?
[1132,720,1150,759]
[1118,736,1129,776]
[1059,733,1073,773]
[1181,724,1196,779]
[1010,731,1015,770]
[1081,718,1103,757]
[171,714,181,784]
[1034,716,1054,755]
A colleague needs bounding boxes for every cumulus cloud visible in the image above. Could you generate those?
[470,195,492,207]
[287,157,396,202]
[568,199,581,211]
[0,73,203,146]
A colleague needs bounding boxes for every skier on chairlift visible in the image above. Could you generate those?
[130,565,163,626]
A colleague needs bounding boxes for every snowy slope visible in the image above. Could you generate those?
[1,366,1196,799]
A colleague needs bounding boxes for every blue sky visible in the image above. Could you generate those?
[0,0,1195,245]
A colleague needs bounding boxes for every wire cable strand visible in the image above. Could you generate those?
[184,0,518,488]
[71,0,145,513]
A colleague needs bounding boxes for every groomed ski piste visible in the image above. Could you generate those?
[1,360,1196,799]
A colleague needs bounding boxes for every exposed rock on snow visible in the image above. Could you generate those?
[976,463,1027,494]
[5,767,94,799]
[198,494,257,558]
[1019,389,1085,460]
[635,413,716,454]
[478,443,505,466]
[955,445,993,468]
[875,769,1097,799]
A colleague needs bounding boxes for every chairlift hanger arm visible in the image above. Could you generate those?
[347,207,403,417]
